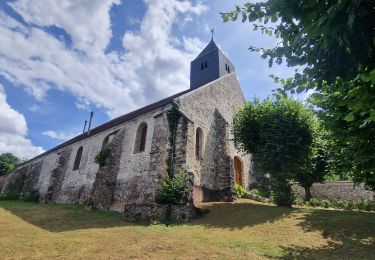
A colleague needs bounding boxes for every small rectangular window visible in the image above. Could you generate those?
[205,61,208,68]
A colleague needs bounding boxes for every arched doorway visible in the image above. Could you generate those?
[234,156,243,186]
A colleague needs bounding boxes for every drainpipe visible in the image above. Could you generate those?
[82,120,87,133]
[87,111,94,135]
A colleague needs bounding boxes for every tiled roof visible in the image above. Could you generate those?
[27,88,191,162]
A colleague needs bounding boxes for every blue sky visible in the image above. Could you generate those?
[0,0,296,159]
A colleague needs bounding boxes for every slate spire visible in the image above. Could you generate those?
[190,39,235,90]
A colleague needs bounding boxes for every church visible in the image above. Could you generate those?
[0,39,252,211]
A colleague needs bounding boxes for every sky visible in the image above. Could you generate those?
[0,0,297,159]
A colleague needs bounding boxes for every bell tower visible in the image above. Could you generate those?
[190,39,235,90]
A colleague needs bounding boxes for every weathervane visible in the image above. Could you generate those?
[211,28,215,40]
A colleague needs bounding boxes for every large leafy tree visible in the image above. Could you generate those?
[0,153,21,176]
[222,1,374,190]
[233,96,314,206]
[295,119,329,201]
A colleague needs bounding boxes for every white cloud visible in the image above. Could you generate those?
[42,130,78,142]
[9,0,121,54]
[0,85,44,159]
[0,0,208,118]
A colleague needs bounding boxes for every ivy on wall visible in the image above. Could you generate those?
[166,101,182,177]
[94,148,109,167]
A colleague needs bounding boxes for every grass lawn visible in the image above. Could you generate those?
[0,199,374,259]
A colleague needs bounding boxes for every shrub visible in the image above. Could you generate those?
[21,189,40,202]
[354,200,371,211]
[320,199,331,208]
[234,184,246,198]
[0,190,20,200]
[294,198,374,211]
[155,169,192,205]
[294,198,305,206]
[249,188,269,198]
[95,148,109,167]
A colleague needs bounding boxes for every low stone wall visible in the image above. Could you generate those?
[123,203,200,224]
[292,181,374,201]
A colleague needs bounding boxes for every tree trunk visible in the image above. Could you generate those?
[304,186,312,201]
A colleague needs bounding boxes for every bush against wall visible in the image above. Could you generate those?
[94,148,109,167]
[21,189,40,202]
[0,190,20,200]
[294,198,374,212]
[0,189,39,201]
[234,184,246,198]
[155,169,192,205]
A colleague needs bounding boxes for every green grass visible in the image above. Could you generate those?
[0,199,374,259]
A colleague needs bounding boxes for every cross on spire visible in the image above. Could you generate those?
[210,28,215,40]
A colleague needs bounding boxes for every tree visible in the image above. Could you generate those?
[222,1,374,190]
[0,153,21,176]
[294,119,329,201]
[233,96,313,206]
[309,80,375,190]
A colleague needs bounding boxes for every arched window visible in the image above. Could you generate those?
[73,146,83,170]
[134,123,147,153]
[195,127,203,159]
[101,135,109,150]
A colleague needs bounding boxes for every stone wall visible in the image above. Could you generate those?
[111,108,170,211]
[22,160,43,193]
[43,148,72,202]
[179,73,252,202]
[292,181,375,201]
[1,72,252,210]
[86,130,125,210]
[0,175,6,192]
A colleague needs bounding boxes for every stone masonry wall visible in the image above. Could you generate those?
[1,73,252,209]
[22,160,43,193]
[292,181,375,201]
[0,175,6,192]
[111,109,170,211]
[213,110,234,201]
[43,148,72,202]
[86,129,125,210]
[1,165,28,194]
[179,73,252,202]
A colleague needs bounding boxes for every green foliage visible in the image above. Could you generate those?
[222,1,375,190]
[233,96,313,206]
[234,184,246,198]
[21,189,40,202]
[270,177,294,207]
[294,118,330,201]
[155,169,192,205]
[294,198,373,212]
[0,153,21,176]
[0,190,21,200]
[94,148,109,167]
[309,79,375,190]
[249,188,269,198]
[166,102,182,178]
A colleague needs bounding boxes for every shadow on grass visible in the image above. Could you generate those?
[0,200,135,232]
[1,199,294,232]
[190,200,295,230]
[280,209,375,259]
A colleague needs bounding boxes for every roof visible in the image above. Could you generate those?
[193,39,219,60]
[26,88,191,163]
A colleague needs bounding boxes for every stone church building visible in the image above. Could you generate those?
[0,39,252,211]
